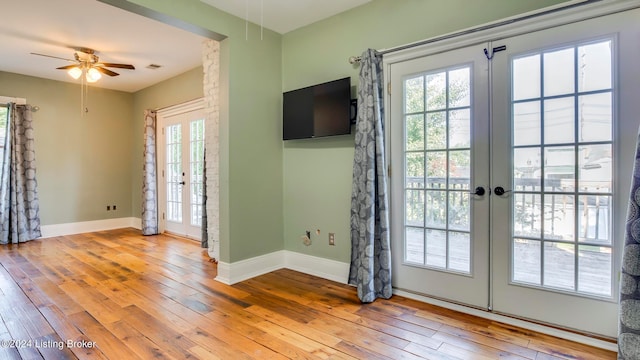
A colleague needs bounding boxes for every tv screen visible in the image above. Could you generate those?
[283,77,351,140]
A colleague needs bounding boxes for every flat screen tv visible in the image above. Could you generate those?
[283,77,351,140]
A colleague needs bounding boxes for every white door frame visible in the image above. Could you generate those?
[157,98,204,237]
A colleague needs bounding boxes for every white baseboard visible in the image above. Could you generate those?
[214,250,349,285]
[284,251,350,284]
[215,250,285,285]
[40,217,141,238]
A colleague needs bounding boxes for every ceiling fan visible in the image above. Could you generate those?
[31,47,135,82]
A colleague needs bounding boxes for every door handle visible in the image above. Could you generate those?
[494,186,512,196]
[179,181,186,185]
[469,186,486,196]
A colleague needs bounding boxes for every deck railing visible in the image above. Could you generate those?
[405,177,610,243]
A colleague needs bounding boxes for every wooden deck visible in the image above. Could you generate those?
[0,228,616,359]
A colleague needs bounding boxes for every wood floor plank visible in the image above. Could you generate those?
[38,305,108,360]
[0,228,617,359]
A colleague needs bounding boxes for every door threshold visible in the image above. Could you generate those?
[393,288,617,352]
[163,231,201,242]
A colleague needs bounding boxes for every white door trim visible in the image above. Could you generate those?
[157,98,204,236]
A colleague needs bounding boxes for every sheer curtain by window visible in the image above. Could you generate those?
[619,128,640,359]
[349,49,393,303]
[0,103,41,244]
[142,110,159,235]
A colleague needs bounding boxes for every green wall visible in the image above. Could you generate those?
[0,71,134,225]
[281,0,570,262]
[128,0,284,263]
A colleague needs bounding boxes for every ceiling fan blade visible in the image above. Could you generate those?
[30,52,76,62]
[97,62,135,70]
[56,65,79,70]
[95,67,119,77]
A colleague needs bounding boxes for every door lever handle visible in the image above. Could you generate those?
[179,181,186,185]
[494,186,511,196]
[470,186,486,196]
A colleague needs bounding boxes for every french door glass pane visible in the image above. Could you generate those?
[579,93,612,142]
[513,239,541,284]
[405,77,424,113]
[403,65,472,274]
[405,114,424,150]
[426,229,446,267]
[578,245,612,296]
[406,153,424,188]
[406,190,424,227]
[406,227,424,263]
[543,242,575,290]
[513,55,540,100]
[578,41,612,92]
[543,97,574,144]
[511,39,613,297]
[426,112,446,149]
[513,101,541,146]
[543,48,574,97]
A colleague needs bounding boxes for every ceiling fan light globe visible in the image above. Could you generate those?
[67,67,82,79]
[86,67,102,82]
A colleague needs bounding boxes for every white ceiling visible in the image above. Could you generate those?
[1,0,369,93]
[200,0,371,34]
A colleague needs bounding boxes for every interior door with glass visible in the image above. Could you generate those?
[389,44,490,308]
[160,107,206,239]
[490,8,640,337]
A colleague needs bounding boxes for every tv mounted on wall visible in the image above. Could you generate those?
[283,77,352,140]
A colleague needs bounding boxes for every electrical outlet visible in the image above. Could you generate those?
[107,205,111,211]
[113,205,117,210]
[329,233,335,246]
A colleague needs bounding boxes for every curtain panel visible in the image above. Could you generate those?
[0,103,41,244]
[142,110,159,235]
[619,129,640,359]
[201,148,208,248]
[348,49,393,303]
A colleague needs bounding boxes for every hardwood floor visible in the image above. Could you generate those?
[0,228,615,359]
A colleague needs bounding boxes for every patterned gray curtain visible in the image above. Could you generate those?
[348,49,392,303]
[142,110,159,235]
[0,103,41,244]
[201,148,208,248]
[619,129,640,359]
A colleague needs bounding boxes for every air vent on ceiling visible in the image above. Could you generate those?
[146,64,162,70]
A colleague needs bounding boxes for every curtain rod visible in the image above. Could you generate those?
[348,0,600,64]
[0,102,39,112]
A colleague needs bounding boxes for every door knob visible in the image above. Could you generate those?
[470,186,486,196]
[494,186,511,196]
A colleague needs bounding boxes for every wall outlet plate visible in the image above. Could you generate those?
[329,233,335,246]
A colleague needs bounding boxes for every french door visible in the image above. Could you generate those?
[158,101,205,239]
[388,6,640,337]
[389,45,491,308]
